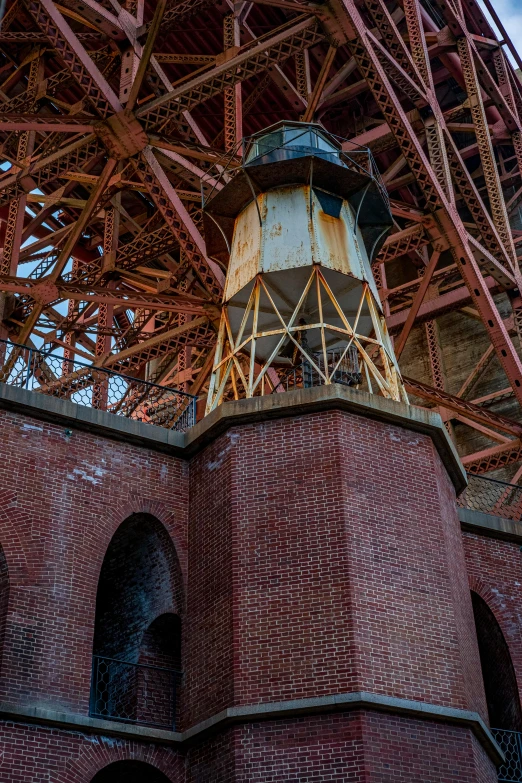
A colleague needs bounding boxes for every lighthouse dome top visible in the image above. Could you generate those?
[202,121,392,264]
[244,121,340,166]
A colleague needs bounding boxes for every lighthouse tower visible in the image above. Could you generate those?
[202,122,407,412]
[185,123,496,783]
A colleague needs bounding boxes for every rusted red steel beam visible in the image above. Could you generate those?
[462,440,522,474]
[374,223,430,265]
[403,376,522,439]
[24,0,122,117]
[0,0,518,417]
[394,250,441,359]
[0,135,105,208]
[0,276,218,315]
[347,6,517,272]
[0,116,94,133]
[101,318,216,372]
[136,16,324,131]
[341,0,522,407]
[386,277,499,331]
[456,345,495,400]
[133,148,224,302]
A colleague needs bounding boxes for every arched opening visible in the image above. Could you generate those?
[139,613,182,669]
[472,592,522,730]
[91,760,171,783]
[91,514,183,729]
[0,545,9,675]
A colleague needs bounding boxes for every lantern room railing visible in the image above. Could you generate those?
[201,121,389,214]
[0,339,196,432]
[273,347,363,392]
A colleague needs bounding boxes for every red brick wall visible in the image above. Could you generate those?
[189,712,496,783]
[0,714,497,783]
[188,410,487,720]
[434,457,490,718]
[0,402,504,782]
[0,407,188,715]
[187,429,235,725]
[0,545,8,676]
[358,712,496,783]
[234,713,364,782]
[233,711,497,783]
[0,721,184,783]
[186,729,236,783]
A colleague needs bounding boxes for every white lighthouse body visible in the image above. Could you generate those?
[202,122,407,409]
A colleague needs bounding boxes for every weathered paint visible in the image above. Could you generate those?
[224,184,381,307]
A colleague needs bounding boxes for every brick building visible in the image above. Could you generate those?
[1,0,522,776]
[0,380,520,782]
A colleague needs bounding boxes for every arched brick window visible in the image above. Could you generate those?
[91,760,171,783]
[0,545,9,675]
[91,514,183,729]
[472,591,522,731]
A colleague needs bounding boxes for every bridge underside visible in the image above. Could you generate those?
[0,0,521,475]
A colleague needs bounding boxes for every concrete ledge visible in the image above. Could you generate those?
[0,383,185,454]
[459,506,522,542]
[187,385,466,493]
[183,691,502,765]
[0,692,502,765]
[0,701,182,743]
[0,382,466,494]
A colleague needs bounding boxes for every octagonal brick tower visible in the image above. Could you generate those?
[186,382,499,782]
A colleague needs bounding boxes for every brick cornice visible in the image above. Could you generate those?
[459,506,522,542]
[0,691,502,765]
[0,382,466,494]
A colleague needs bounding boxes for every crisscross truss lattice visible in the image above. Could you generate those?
[1,0,522,472]
[207,269,407,412]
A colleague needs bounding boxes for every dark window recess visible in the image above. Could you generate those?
[472,592,522,731]
[91,760,171,783]
[313,188,343,219]
[91,513,184,730]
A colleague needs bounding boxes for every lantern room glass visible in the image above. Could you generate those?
[245,124,338,163]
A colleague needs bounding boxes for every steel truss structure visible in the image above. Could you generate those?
[207,273,408,412]
[1,0,522,472]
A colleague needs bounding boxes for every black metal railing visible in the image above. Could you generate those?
[90,655,182,730]
[458,473,522,522]
[0,339,196,431]
[492,729,522,781]
[274,347,362,392]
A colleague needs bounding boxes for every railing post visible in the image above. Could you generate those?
[89,655,97,718]
[172,670,177,731]
[517,730,522,776]
[25,347,32,389]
